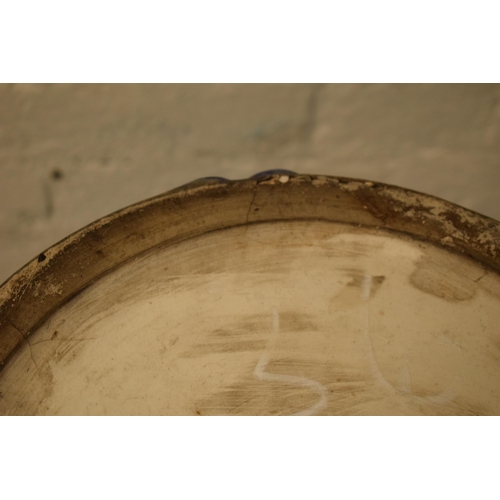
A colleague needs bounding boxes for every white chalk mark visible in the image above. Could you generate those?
[253,307,329,416]
[254,354,329,416]
[364,313,396,392]
[362,274,397,392]
[362,273,459,409]
[361,274,372,300]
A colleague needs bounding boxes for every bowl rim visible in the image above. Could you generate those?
[1,172,499,371]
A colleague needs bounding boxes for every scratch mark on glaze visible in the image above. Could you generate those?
[16,268,37,305]
[253,307,329,416]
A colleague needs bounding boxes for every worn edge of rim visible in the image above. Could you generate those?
[0,173,499,370]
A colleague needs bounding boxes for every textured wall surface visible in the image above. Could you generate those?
[0,83,499,284]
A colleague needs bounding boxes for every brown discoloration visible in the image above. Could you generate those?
[52,338,92,365]
[476,271,500,298]
[1,173,499,373]
[346,273,385,291]
[350,184,393,224]
[183,311,320,359]
[0,321,24,369]
[277,312,320,333]
[197,360,375,416]
[0,358,55,416]
[197,375,321,416]
[347,180,500,266]
[323,241,376,259]
[410,256,477,302]
[208,315,270,337]
[329,270,385,310]
[182,340,267,358]
[268,358,367,389]
[201,383,320,416]
[1,173,500,415]
[51,169,63,180]
[408,387,488,416]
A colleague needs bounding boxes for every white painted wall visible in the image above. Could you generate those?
[1,83,499,283]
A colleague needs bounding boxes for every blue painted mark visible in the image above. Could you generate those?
[169,176,230,193]
[173,171,297,192]
[194,177,229,182]
[250,170,297,179]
